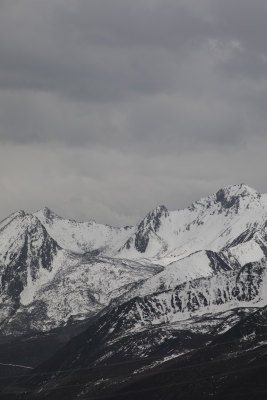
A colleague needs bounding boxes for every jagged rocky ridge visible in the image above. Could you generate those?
[0,183,267,335]
[34,255,267,373]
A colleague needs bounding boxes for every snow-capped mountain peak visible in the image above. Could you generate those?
[189,183,261,213]
[120,205,169,254]
[0,211,60,321]
[142,205,169,226]
[34,207,63,222]
[217,183,258,197]
[34,208,134,254]
[214,183,261,208]
[118,184,267,262]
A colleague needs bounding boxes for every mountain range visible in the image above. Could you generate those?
[0,183,266,399]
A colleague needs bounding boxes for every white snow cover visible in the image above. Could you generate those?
[34,207,134,254]
[111,251,219,304]
[226,239,265,266]
[118,184,267,264]
[12,255,162,332]
[20,249,66,306]
[121,261,267,332]
[0,211,32,266]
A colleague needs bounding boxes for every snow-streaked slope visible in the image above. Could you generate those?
[150,250,229,291]
[110,250,235,307]
[0,211,160,333]
[102,259,267,336]
[118,184,267,264]
[109,228,267,308]
[34,207,134,254]
[1,255,162,335]
[224,236,265,266]
[19,249,67,306]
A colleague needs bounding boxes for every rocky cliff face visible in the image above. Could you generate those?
[124,205,169,253]
[0,254,163,335]
[90,259,267,339]
[26,258,266,380]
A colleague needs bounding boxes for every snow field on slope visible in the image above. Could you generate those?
[0,213,34,265]
[35,209,134,254]
[112,251,216,305]
[18,256,162,330]
[226,239,265,266]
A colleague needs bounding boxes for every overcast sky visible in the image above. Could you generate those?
[0,0,267,225]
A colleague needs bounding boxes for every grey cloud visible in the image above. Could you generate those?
[0,141,267,226]
[0,88,248,152]
[0,0,267,224]
[0,0,212,100]
[210,0,267,79]
[1,0,266,101]
[212,0,267,52]
[220,50,267,81]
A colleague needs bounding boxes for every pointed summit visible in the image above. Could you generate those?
[0,210,28,232]
[139,205,169,232]
[216,183,259,198]
[34,207,61,221]
[41,207,53,217]
[214,184,260,212]
[190,184,261,214]
[126,205,169,254]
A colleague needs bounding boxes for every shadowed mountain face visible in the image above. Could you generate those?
[112,306,267,400]
[0,213,60,297]
[0,212,60,326]
[9,306,266,400]
[0,184,266,399]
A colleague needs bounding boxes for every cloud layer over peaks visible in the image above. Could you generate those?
[0,0,267,224]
